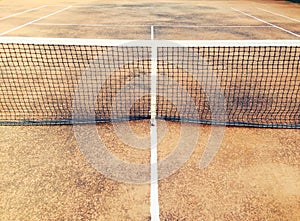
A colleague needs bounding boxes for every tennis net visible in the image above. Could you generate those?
[0,37,299,128]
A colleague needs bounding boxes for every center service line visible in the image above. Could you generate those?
[150,24,160,221]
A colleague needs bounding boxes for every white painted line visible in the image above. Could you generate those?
[150,123,159,221]
[32,23,151,27]
[32,23,271,28]
[178,25,271,28]
[156,25,271,28]
[150,44,159,221]
[71,5,153,8]
[0,37,300,47]
[0,6,72,36]
[44,4,70,7]
[257,8,300,23]
[0,5,48,21]
[70,5,115,8]
[151,25,154,40]
[231,7,300,38]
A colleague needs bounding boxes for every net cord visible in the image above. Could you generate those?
[0,36,300,47]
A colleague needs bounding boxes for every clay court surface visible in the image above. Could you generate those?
[0,0,300,220]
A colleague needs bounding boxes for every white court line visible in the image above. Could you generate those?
[156,25,271,28]
[0,5,48,20]
[71,5,153,8]
[32,23,271,28]
[257,8,300,23]
[231,8,300,38]
[0,6,72,36]
[150,29,159,220]
[44,4,71,7]
[33,23,151,27]
[150,121,159,221]
[151,25,155,40]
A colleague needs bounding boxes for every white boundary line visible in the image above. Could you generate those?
[71,5,154,8]
[0,6,72,36]
[151,25,155,40]
[33,23,151,27]
[150,25,159,221]
[231,8,300,38]
[157,25,271,28]
[1,36,300,47]
[32,23,271,28]
[257,8,300,23]
[44,4,70,7]
[0,5,48,21]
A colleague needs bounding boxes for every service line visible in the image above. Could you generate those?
[32,22,271,28]
[257,8,300,23]
[0,6,72,36]
[0,5,48,21]
[231,7,300,38]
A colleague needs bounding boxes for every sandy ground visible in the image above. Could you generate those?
[0,122,299,220]
[0,0,299,220]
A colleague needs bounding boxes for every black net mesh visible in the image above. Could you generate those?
[157,46,300,128]
[0,41,299,128]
